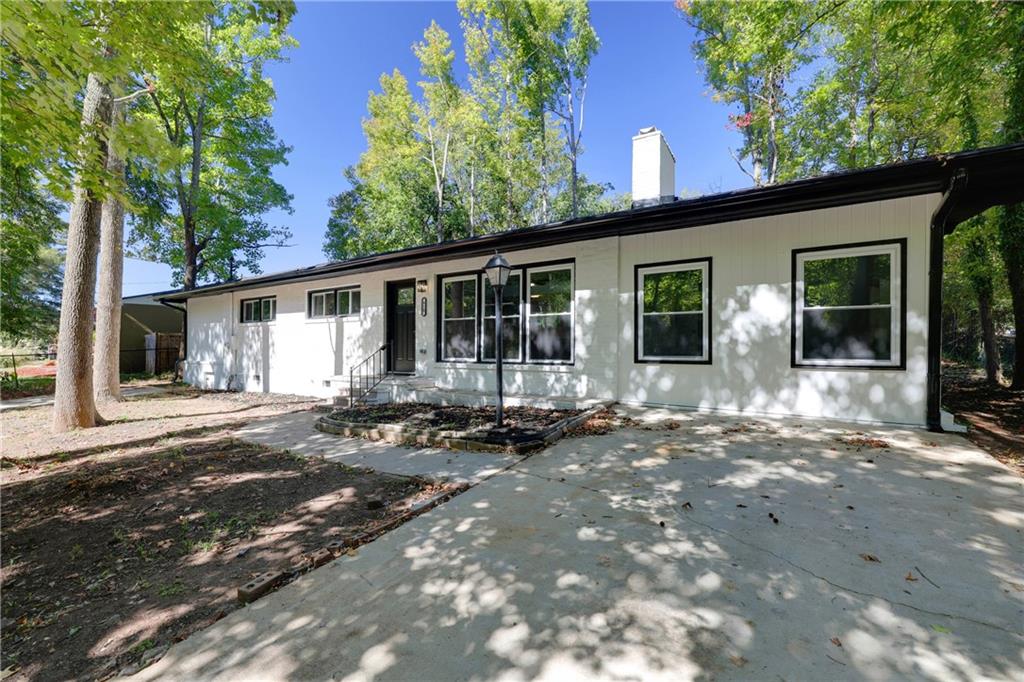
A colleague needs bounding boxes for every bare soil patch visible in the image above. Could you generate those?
[0,429,436,682]
[942,363,1023,473]
[329,402,582,436]
[1,385,316,464]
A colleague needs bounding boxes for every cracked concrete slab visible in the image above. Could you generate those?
[233,411,518,484]
[134,412,1023,681]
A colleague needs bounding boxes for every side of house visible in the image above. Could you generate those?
[168,137,1022,429]
[182,192,936,425]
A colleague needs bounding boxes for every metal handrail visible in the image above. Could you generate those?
[349,342,390,405]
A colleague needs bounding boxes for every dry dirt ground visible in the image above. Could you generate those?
[0,387,446,682]
[942,363,1024,473]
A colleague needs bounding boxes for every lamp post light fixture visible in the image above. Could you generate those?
[484,252,512,428]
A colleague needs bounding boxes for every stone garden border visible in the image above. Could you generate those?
[314,401,613,454]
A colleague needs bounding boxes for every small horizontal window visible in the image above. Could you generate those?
[636,260,710,362]
[308,286,361,319]
[241,296,276,323]
[794,241,903,367]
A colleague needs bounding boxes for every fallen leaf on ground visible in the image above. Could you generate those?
[681,501,693,510]
[859,553,881,563]
[905,571,918,582]
[931,624,951,634]
[830,637,842,648]
[729,655,748,667]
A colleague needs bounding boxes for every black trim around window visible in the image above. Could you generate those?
[633,257,713,365]
[435,257,575,366]
[790,238,908,370]
[239,296,276,323]
[306,285,361,319]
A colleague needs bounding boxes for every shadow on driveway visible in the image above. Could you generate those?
[135,412,1024,681]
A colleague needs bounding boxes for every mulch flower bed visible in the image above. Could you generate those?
[0,431,439,682]
[328,403,583,436]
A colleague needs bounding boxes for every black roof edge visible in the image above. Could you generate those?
[162,142,1024,302]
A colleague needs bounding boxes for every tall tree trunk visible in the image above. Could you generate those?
[94,99,126,402]
[539,116,549,223]
[52,73,112,432]
[998,7,1024,389]
[1001,203,1024,389]
[976,284,1004,386]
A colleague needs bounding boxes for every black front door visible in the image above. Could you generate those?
[386,280,416,373]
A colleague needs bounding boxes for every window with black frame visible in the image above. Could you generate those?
[241,296,276,323]
[441,276,478,360]
[794,241,902,367]
[526,266,573,363]
[637,260,709,362]
[308,287,361,319]
[482,272,522,361]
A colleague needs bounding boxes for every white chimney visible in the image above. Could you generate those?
[631,126,676,208]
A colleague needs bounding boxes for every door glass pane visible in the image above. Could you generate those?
[803,308,891,360]
[397,286,415,306]
[644,269,702,313]
[804,254,891,307]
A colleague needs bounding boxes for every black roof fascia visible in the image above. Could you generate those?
[161,143,1024,302]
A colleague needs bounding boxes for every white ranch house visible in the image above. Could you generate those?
[161,132,1024,430]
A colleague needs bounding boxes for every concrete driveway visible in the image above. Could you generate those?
[136,412,1023,681]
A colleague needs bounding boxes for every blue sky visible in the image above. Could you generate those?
[123,1,747,296]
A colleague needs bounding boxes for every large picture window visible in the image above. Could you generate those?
[441,276,478,360]
[435,259,574,364]
[793,240,904,368]
[308,286,360,319]
[636,259,710,362]
[526,265,573,362]
[241,296,276,323]
[482,272,522,362]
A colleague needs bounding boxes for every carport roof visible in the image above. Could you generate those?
[162,142,1024,302]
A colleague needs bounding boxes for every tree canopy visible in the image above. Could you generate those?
[324,0,621,262]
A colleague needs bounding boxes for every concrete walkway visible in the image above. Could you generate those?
[135,412,1024,681]
[234,411,520,484]
[0,384,169,412]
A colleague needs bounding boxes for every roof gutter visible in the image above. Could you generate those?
[925,169,968,432]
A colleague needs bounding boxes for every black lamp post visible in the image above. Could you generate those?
[484,252,512,428]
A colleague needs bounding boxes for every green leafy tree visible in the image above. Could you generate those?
[127,1,297,290]
[0,170,64,344]
[3,1,213,430]
[679,0,840,185]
